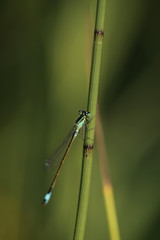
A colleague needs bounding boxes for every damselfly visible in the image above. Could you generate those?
[42,110,90,205]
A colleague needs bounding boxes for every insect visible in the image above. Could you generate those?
[42,110,90,205]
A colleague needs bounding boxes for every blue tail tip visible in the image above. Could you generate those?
[42,192,52,205]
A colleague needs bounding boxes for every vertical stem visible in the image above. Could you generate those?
[73,1,106,239]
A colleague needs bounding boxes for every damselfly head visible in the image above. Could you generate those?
[79,110,90,117]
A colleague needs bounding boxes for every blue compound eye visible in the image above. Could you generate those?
[86,112,91,117]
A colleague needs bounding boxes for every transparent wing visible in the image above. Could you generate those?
[45,128,75,169]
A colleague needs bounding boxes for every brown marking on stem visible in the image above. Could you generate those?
[94,29,104,40]
[84,144,93,158]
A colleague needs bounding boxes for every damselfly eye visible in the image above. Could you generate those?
[86,112,91,117]
[79,110,82,115]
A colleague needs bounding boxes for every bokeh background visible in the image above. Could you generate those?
[1,0,160,239]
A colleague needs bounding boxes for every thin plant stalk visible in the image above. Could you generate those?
[85,8,121,240]
[73,1,106,239]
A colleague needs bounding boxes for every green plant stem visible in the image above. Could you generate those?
[73,1,106,239]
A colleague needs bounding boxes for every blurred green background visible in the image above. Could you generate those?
[1,0,160,239]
